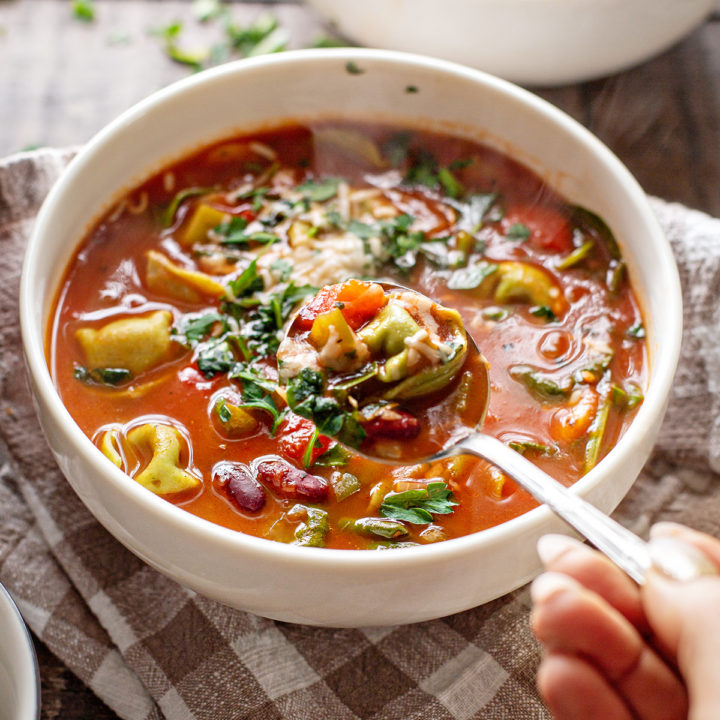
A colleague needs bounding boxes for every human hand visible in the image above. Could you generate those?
[530,522,720,720]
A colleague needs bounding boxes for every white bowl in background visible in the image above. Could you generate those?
[0,583,40,720]
[306,0,716,85]
[20,49,682,627]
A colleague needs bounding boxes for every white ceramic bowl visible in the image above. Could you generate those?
[307,0,716,85]
[21,49,682,627]
[0,583,40,720]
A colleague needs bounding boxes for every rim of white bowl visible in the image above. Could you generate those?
[20,48,682,575]
[0,583,40,720]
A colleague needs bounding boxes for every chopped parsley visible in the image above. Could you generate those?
[505,223,531,242]
[174,312,228,346]
[530,305,556,321]
[74,366,132,386]
[345,61,365,75]
[465,192,502,231]
[627,322,646,339]
[227,259,265,299]
[215,397,233,423]
[196,337,238,377]
[448,262,498,290]
[286,368,366,448]
[296,177,341,203]
[230,365,285,433]
[226,13,287,57]
[380,481,458,524]
[214,217,279,248]
[72,0,95,22]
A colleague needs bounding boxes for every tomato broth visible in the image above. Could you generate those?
[49,122,646,550]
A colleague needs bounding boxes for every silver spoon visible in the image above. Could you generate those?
[284,282,716,582]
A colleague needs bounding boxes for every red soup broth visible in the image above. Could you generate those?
[48,121,646,550]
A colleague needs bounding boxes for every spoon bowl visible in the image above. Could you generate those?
[284,281,706,584]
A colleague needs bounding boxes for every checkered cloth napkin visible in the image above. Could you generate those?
[1,149,720,720]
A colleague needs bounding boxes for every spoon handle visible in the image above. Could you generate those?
[454,433,652,583]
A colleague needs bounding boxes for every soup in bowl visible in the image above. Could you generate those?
[21,49,681,626]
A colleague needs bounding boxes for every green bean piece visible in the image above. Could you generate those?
[508,440,558,456]
[374,541,420,550]
[331,472,362,501]
[347,517,409,540]
[290,506,329,547]
[555,240,595,271]
[607,260,626,294]
[584,397,612,472]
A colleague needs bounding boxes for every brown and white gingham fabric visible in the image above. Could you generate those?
[1,149,720,720]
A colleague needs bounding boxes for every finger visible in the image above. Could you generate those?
[537,652,634,720]
[643,540,720,719]
[537,534,647,631]
[531,572,688,720]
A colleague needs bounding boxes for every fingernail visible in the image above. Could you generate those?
[530,571,577,603]
[536,534,586,566]
[649,522,687,541]
[647,536,719,582]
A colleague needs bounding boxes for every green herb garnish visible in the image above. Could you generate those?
[174,312,228,346]
[286,368,366,447]
[296,177,341,202]
[74,366,132,386]
[215,217,280,248]
[161,186,214,228]
[505,223,531,242]
[380,481,458,524]
[530,305,556,321]
[448,262,497,290]
[72,0,95,22]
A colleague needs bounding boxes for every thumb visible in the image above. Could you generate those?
[642,524,720,720]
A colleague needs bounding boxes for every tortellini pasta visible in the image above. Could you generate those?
[75,310,175,376]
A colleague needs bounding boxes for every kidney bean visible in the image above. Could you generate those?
[255,458,329,502]
[362,408,420,440]
[214,462,266,512]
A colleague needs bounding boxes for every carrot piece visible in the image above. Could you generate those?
[295,280,386,330]
[336,280,386,329]
[550,387,599,443]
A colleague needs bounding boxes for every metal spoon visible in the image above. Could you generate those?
[285,282,715,583]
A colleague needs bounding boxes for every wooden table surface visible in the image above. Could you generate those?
[2,1,720,717]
